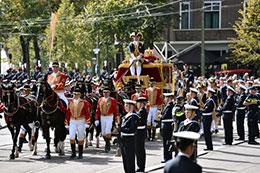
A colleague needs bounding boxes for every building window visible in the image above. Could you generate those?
[204,1,221,28]
[179,2,190,29]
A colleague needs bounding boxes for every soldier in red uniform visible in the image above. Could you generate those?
[66,87,91,159]
[95,87,119,152]
[145,77,163,141]
[131,84,146,101]
[47,61,68,105]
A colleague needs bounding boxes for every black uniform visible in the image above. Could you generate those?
[222,95,235,145]
[178,119,200,162]
[160,101,174,162]
[128,42,145,55]
[235,92,247,140]
[135,106,148,172]
[202,97,215,150]
[190,98,201,121]
[172,104,185,132]
[244,94,260,143]
[164,155,202,173]
[120,112,138,173]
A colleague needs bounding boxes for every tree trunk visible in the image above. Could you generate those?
[33,36,40,66]
[20,35,30,74]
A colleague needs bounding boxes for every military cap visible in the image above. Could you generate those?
[173,131,200,141]
[73,87,81,94]
[123,99,136,105]
[102,87,111,92]
[184,104,199,110]
[163,93,175,97]
[190,88,199,94]
[135,84,142,89]
[239,85,247,91]
[207,88,216,94]
[136,97,148,102]
[52,61,59,67]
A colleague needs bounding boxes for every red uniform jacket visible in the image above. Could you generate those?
[47,71,67,92]
[96,97,118,122]
[145,86,163,107]
[66,99,91,124]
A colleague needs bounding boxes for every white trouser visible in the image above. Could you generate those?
[69,119,86,141]
[147,106,158,127]
[56,92,68,106]
[129,59,142,77]
[100,115,113,136]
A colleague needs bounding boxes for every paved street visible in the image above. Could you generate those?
[0,116,260,173]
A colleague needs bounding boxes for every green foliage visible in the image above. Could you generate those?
[230,0,260,65]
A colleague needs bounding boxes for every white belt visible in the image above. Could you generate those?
[161,119,174,123]
[121,132,135,136]
[137,126,146,129]
[223,111,232,113]
[202,113,212,116]
[237,107,246,110]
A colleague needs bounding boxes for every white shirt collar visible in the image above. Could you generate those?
[178,151,190,158]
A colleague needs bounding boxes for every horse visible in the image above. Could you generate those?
[1,82,39,159]
[36,76,67,159]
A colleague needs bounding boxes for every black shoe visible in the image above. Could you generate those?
[203,148,213,151]
[70,153,76,159]
[248,141,259,145]
[78,145,83,159]
[161,160,166,163]
[235,138,244,141]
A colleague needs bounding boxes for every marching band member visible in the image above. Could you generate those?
[145,77,163,141]
[128,32,145,84]
[95,87,119,152]
[66,87,91,159]
[47,61,68,105]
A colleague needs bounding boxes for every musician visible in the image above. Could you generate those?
[131,84,146,101]
[160,93,175,163]
[95,87,119,152]
[128,32,145,84]
[47,61,68,105]
[135,97,148,173]
[145,77,163,141]
[66,87,91,159]
[164,131,202,173]
[120,99,138,173]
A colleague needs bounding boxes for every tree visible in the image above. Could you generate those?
[230,0,260,65]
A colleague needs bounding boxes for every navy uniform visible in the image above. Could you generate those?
[222,86,235,145]
[235,85,247,140]
[202,88,216,150]
[164,131,202,173]
[160,93,175,163]
[172,96,185,132]
[135,97,148,173]
[244,86,260,145]
[178,104,200,162]
[120,99,138,173]
[189,88,200,121]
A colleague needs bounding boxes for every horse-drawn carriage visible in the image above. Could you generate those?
[114,48,173,91]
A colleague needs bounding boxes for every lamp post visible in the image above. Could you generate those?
[201,0,205,76]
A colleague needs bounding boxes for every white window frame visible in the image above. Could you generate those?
[204,1,222,29]
[179,1,191,29]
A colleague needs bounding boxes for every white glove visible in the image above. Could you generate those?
[95,120,99,127]
[51,85,56,89]
[85,124,90,129]
[65,125,69,129]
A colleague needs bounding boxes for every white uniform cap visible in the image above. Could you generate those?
[173,131,200,140]
[190,88,199,94]
[163,93,174,97]
[123,99,136,105]
[227,86,236,93]
[239,85,247,91]
[207,87,216,93]
[184,104,199,110]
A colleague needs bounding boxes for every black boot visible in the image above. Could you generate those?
[105,139,111,152]
[152,129,156,141]
[78,145,83,159]
[70,143,76,159]
[148,128,152,141]
[18,137,24,152]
